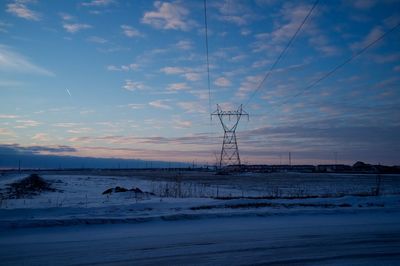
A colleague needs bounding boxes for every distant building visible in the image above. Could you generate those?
[316,164,351,172]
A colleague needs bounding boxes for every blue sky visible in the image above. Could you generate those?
[0,0,399,166]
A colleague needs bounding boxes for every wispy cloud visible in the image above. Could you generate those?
[63,23,92,33]
[184,72,201,81]
[0,21,12,33]
[60,13,92,33]
[173,119,192,129]
[178,101,207,113]
[175,40,193,50]
[6,0,40,21]
[149,99,172,109]
[67,128,92,134]
[52,122,81,128]
[217,0,255,26]
[252,59,271,68]
[370,52,400,64]
[87,36,108,44]
[214,77,231,87]
[118,103,146,110]
[0,128,15,136]
[59,12,73,21]
[160,66,187,74]
[15,119,40,128]
[121,25,142,37]
[82,0,115,7]
[141,1,196,31]
[107,63,139,71]
[252,2,337,56]
[167,82,189,91]
[0,114,19,119]
[160,66,202,81]
[236,75,263,98]
[352,0,378,9]
[122,80,147,91]
[351,26,384,51]
[32,133,49,142]
[0,45,54,76]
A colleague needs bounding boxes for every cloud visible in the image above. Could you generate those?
[160,66,186,74]
[173,119,192,129]
[241,29,252,36]
[53,122,81,128]
[59,12,73,21]
[6,0,40,21]
[189,89,209,100]
[0,144,191,168]
[122,80,146,91]
[160,66,202,81]
[32,133,49,142]
[149,99,172,109]
[370,52,400,64]
[0,144,77,155]
[184,72,201,81]
[309,35,340,56]
[121,25,142,37]
[87,36,108,44]
[107,63,139,71]
[214,77,231,87]
[350,26,385,51]
[0,114,19,119]
[167,82,189,91]
[176,40,193,50]
[236,75,263,98]
[178,101,208,113]
[0,45,54,76]
[252,59,271,68]
[67,128,92,134]
[243,124,400,151]
[63,23,92,33]
[0,21,12,33]
[217,0,255,26]
[230,54,247,62]
[0,128,15,136]
[82,0,115,7]
[252,2,337,57]
[15,119,40,128]
[141,1,196,31]
[352,0,377,9]
[125,103,146,109]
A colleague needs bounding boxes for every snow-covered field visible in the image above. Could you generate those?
[1,170,399,265]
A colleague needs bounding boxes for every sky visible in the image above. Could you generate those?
[0,0,399,168]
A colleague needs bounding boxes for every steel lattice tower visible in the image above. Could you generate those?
[211,104,249,169]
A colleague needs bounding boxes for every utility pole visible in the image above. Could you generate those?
[211,104,249,170]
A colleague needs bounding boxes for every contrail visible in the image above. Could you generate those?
[66,88,71,97]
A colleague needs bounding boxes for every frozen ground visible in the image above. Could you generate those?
[0,171,399,265]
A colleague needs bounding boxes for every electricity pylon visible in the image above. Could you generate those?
[211,104,249,170]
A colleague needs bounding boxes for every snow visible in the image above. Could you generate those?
[0,171,399,265]
[1,212,399,265]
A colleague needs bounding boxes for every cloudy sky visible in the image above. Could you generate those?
[0,0,399,167]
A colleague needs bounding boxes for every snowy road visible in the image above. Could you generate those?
[1,211,400,265]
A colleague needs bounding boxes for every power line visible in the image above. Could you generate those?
[203,0,212,116]
[281,20,400,105]
[244,0,319,108]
